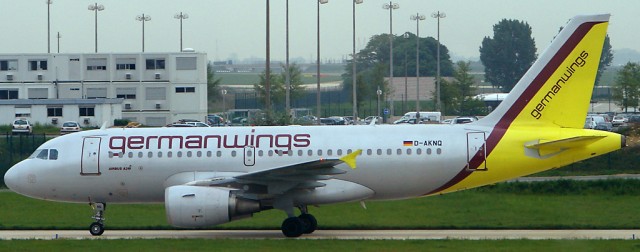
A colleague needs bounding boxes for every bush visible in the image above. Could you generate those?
[114,119,131,127]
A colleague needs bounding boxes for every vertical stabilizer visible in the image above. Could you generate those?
[478,14,610,129]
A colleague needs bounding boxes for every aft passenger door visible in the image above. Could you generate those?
[81,137,101,175]
[465,132,487,171]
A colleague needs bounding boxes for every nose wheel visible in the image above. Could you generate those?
[89,202,106,236]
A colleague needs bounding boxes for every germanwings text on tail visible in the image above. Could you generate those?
[4,14,623,238]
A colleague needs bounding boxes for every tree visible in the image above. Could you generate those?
[596,35,613,86]
[342,32,455,108]
[480,19,537,92]
[254,63,305,109]
[438,61,486,116]
[612,62,640,112]
[206,62,222,111]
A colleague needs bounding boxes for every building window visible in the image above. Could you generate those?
[87,58,107,70]
[116,87,136,99]
[116,58,136,70]
[28,88,48,99]
[86,88,107,99]
[146,87,166,100]
[145,58,165,70]
[15,107,31,117]
[29,60,48,71]
[0,89,18,99]
[47,107,63,117]
[175,87,195,93]
[176,57,197,70]
[0,60,18,71]
[79,107,95,116]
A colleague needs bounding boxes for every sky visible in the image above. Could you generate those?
[0,0,638,63]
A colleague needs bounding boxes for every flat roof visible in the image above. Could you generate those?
[0,98,123,105]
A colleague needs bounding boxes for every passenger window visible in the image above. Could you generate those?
[298,150,303,156]
[197,151,202,158]
[158,151,163,158]
[216,151,222,157]
[427,149,432,155]
[187,151,192,158]
[49,149,58,160]
[416,149,422,155]
[337,149,343,156]
[377,149,382,155]
[288,150,293,156]
[397,149,402,155]
[138,152,143,158]
[406,149,412,155]
[367,149,372,155]
[36,149,48,160]
[317,150,323,156]
[258,150,264,157]
[167,151,173,158]
[308,150,313,156]
[327,149,333,156]
[231,151,237,157]
[206,151,212,157]
[128,152,133,158]
[437,148,442,155]
[148,152,153,158]
[347,149,353,154]
[386,149,392,155]
[268,150,273,156]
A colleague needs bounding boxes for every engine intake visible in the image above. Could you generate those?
[165,186,261,228]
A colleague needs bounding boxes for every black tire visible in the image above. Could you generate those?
[89,222,104,236]
[281,217,304,238]
[298,213,317,234]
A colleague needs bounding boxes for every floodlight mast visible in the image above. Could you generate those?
[88,3,105,53]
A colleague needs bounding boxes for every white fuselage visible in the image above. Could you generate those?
[6,124,485,204]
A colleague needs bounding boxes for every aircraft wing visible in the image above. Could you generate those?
[187,149,362,195]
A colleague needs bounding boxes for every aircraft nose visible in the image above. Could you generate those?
[4,166,20,192]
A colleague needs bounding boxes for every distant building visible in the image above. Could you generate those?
[0,52,207,126]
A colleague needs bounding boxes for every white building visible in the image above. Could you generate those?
[0,52,207,127]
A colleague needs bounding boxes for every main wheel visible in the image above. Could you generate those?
[89,222,104,236]
[298,213,317,234]
[281,217,304,238]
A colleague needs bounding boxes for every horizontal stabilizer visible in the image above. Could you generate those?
[525,135,606,150]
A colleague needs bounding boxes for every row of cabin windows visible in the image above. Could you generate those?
[107,148,443,159]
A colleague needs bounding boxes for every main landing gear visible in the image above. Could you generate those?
[281,205,318,238]
[89,202,106,236]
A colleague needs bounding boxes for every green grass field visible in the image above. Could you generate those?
[3,180,640,230]
[2,239,640,252]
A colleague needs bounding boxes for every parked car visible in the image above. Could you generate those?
[363,116,382,125]
[450,116,479,124]
[164,123,195,127]
[320,118,341,125]
[185,121,210,127]
[206,115,226,126]
[60,121,81,135]
[12,119,32,135]
[611,116,626,126]
[595,122,613,131]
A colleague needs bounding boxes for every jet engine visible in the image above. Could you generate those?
[165,185,261,228]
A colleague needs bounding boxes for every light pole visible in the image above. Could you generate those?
[377,87,382,117]
[88,3,104,53]
[403,32,410,115]
[285,0,290,116]
[352,0,363,122]
[383,2,398,122]
[317,0,328,123]
[222,89,228,123]
[432,11,445,113]
[265,0,271,113]
[174,12,189,52]
[411,13,425,121]
[57,32,61,53]
[47,0,52,53]
[136,14,151,52]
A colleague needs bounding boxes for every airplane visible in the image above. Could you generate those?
[3,14,623,238]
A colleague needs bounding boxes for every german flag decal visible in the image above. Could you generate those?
[403,141,413,146]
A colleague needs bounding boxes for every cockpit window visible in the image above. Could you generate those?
[28,149,59,160]
[36,149,48,160]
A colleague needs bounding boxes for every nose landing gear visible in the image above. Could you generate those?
[89,202,106,236]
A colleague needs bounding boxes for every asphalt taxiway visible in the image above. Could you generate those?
[2,230,640,240]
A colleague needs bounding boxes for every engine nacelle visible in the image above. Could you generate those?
[165,186,261,228]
